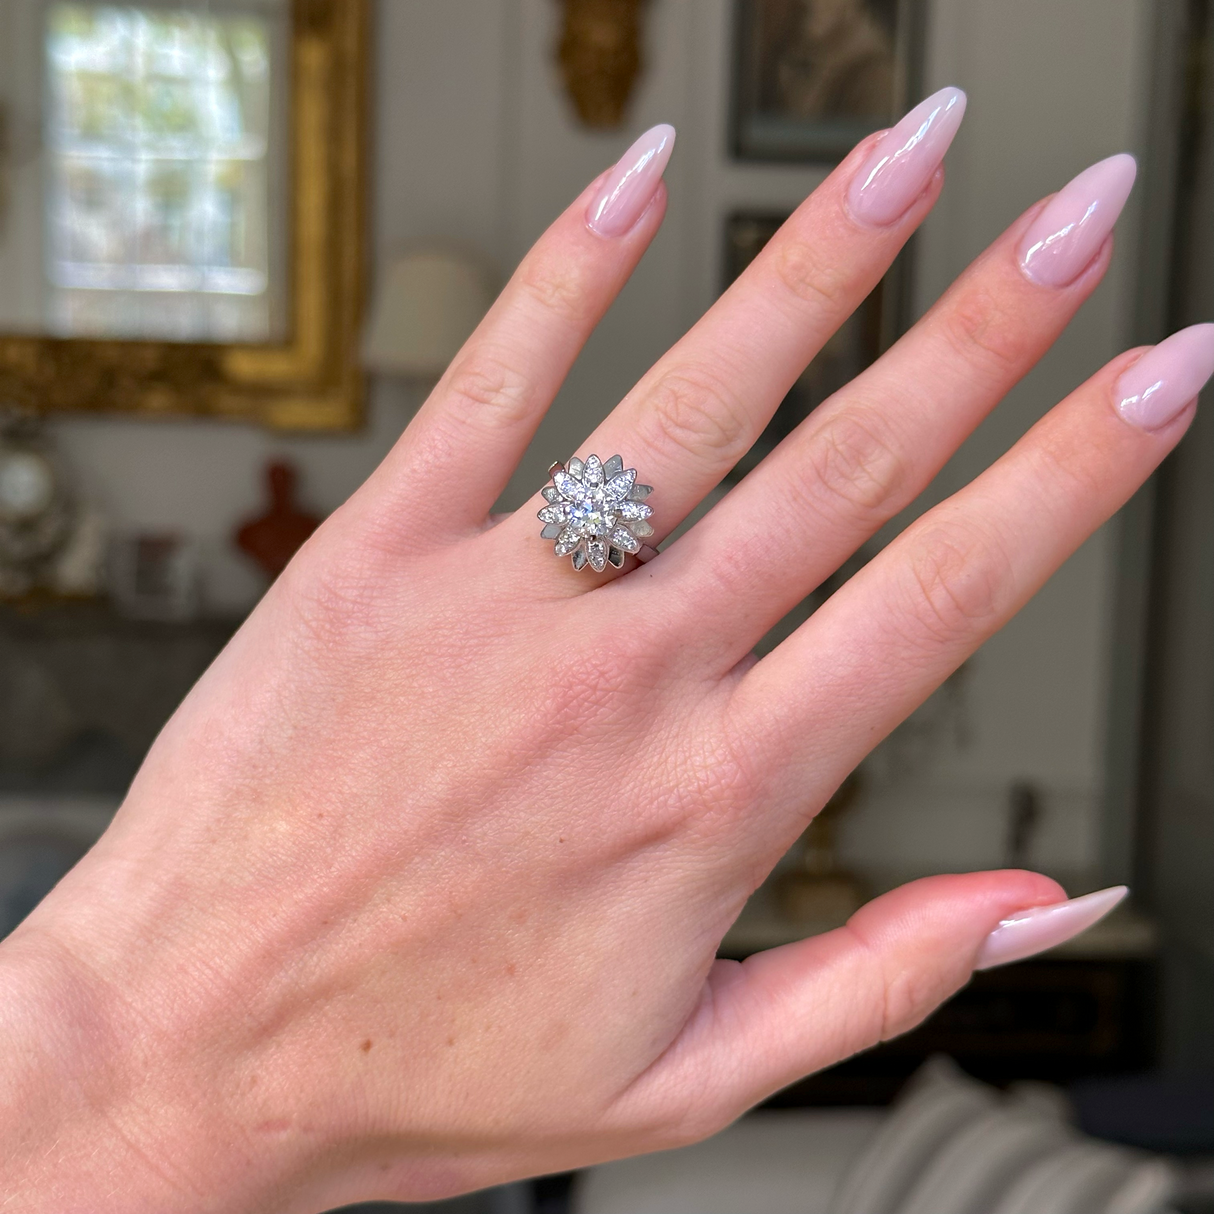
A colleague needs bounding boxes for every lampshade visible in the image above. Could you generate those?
[362,248,497,377]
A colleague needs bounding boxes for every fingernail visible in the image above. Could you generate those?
[976,886,1128,970]
[586,124,676,238]
[1019,155,1137,287]
[848,87,966,228]
[1117,323,1214,430]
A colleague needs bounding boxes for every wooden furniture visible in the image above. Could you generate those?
[0,600,237,794]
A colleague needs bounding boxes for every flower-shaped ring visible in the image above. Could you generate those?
[537,454,654,572]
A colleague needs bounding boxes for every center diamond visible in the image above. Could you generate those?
[569,491,616,537]
[539,453,652,572]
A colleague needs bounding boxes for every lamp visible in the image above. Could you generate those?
[362,247,497,377]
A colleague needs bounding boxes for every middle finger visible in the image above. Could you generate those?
[657,152,1137,665]
[500,87,966,572]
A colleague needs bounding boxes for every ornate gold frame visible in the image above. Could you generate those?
[0,0,367,431]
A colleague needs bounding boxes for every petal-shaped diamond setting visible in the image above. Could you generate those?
[609,525,641,554]
[603,468,636,503]
[538,454,653,571]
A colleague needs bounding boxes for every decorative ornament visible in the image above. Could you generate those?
[557,0,646,129]
[538,453,653,572]
[776,770,868,927]
[235,461,320,579]
[0,411,75,598]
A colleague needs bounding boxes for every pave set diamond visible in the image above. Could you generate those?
[538,453,654,572]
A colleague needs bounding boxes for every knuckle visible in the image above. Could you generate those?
[663,1104,738,1151]
[620,1082,735,1153]
[831,930,894,1055]
[1032,428,1104,497]
[939,286,1033,375]
[442,352,533,430]
[695,534,760,604]
[843,924,970,1051]
[544,621,654,721]
[516,255,589,325]
[283,552,389,656]
[771,235,850,312]
[878,954,962,1040]
[643,367,752,462]
[902,520,1011,644]
[807,409,906,518]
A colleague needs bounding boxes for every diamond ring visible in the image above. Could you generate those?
[538,454,654,572]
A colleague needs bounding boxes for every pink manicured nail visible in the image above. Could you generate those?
[586,124,676,238]
[1117,323,1214,431]
[847,87,966,228]
[976,886,1128,970]
[1019,155,1137,287]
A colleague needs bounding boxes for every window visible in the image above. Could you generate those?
[45,3,279,341]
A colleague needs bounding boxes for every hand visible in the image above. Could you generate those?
[3,89,1209,1213]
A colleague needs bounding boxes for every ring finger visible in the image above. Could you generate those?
[499,87,967,575]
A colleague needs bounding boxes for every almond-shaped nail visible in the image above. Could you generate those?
[976,886,1128,970]
[1117,323,1214,431]
[848,87,967,228]
[586,124,676,238]
[1019,155,1137,287]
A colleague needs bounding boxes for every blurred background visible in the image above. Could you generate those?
[0,0,1210,1211]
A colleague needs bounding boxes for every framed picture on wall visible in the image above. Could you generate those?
[730,0,923,163]
[723,212,884,482]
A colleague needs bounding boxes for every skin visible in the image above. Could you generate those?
[0,131,1191,1213]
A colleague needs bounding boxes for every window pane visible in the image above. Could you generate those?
[45,3,281,342]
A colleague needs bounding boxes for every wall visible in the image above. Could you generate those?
[1145,0,1214,1066]
[0,0,50,331]
[33,0,1152,883]
[836,0,1153,886]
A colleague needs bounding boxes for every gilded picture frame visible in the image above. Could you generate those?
[0,0,367,431]
[730,0,925,164]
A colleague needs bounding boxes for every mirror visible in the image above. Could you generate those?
[0,0,366,429]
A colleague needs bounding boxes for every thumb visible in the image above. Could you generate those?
[619,872,1125,1142]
